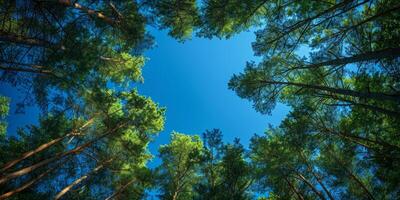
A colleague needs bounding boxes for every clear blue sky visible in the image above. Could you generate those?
[138,28,289,166]
[0,28,289,167]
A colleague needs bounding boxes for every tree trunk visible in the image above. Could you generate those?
[299,154,334,200]
[172,191,179,200]
[54,159,112,200]
[260,80,400,102]
[58,0,119,26]
[326,94,400,117]
[295,172,326,200]
[0,160,63,200]
[0,122,124,185]
[284,177,305,200]
[346,169,375,200]
[0,65,54,75]
[0,31,56,48]
[317,123,400,151]
[321,3,400,43]
[104,178,136,200]
[0,117,94,172]
[267,0,354,44]
[302,47,400,69]
[329,152,376,200]
[310,171,334,200]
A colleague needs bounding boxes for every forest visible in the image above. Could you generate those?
[0,0,399,199]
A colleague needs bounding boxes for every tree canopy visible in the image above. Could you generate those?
[1,0,399,199]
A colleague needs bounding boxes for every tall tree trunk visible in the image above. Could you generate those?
[316,121,400,151]
[260,80,400,102]
[0,60,48,70]
[300,47,400,69]
[0,160,64,200]
[346,169,375,200]
[299,154,335,200]
[325,94,400,117]
[310,171,334,200]
[0,117,95,172]
[172,191,179,200]
[54,159,112,200]
[0,122,124,185]
[0,31,56,48]
[0,65,54,75]
[295,172,326,200]
[104,178,136,200]
[284,177,305,200]
[321,2,400,43]
[329,151,376,200]
[268,0,355,44]
[58,0,119,26]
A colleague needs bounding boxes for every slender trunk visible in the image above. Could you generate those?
[328,95,400,117]
[104,178,136,200]
[319,124,400,151]
[321,2,400,43]
[295,172,326,200]
[310,171,334,200]
[329,152,376,200]
[54,159,112,199]
[268,0,354,44]
[1,117,94,172]
[260,80,400,102]
[284,177,305,200]
[242,0,269,24]
[300,47,400,69]
[0,65,54,75]
[0,59,48,70]
[172,191,179,200]
[0,123,124,185]
[0,160,62,200]
[346,169,375,200]
[58,0,119,26]
[0,31,56,48]
[299,154,334,200]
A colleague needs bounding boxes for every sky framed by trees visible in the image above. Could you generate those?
[1,0,399,199]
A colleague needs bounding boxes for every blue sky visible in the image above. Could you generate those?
[0,28,289,167]
[138,29,289,165]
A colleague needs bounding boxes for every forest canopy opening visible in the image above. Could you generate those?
[1,0,399,199]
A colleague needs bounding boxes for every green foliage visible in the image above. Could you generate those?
[157,132,203,200]
[198,0,266,38]
[1,0,400,199]
[217,139,253,200]
[0,96,9,137]
[147,0,200,40]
